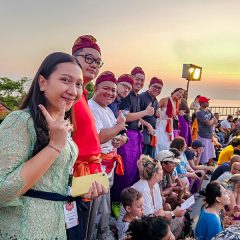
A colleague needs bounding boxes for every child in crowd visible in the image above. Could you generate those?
[116,188,144,240]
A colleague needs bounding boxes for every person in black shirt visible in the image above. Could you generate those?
[140,77,163,157]
[111,67,154,203]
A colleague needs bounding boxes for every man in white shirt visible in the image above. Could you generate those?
[221,115,234,134]
[88,71,127,240]
[217,161,240,183]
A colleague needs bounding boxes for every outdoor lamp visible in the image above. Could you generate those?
[182,64,202,81]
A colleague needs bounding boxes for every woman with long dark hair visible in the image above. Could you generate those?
[195,181,231,240]
[0,52,103,239]
[155,88,185,153]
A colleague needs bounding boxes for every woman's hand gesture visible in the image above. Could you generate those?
[39,104,71,150]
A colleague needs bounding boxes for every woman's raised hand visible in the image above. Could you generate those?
[39,104,70,150]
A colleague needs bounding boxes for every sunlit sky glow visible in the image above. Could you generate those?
[0,0,240,101]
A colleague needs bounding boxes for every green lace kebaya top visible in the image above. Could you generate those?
[0,110,78,240]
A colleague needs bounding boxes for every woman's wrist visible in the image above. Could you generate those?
[47,144,61,154]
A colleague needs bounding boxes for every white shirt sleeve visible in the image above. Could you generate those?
[88,100,104,133]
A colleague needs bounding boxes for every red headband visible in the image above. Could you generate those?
[117,74,134,86]
[72,35,101,55]
[150,77,164,86]
[95,71,117,85]
[131,67,145,76]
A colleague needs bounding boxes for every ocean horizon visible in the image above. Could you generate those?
[188,98,239,107]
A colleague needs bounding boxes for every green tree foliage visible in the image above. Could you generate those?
[0,77,29,110]
[85,82,94,100]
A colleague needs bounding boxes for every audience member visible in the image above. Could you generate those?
[117,188,144,240]
[212,224,240,240]
[211,155,240,181]
[170,137,200,194]
[157,150,185,209]
[185,140,214,174]
[217,162,240,183]
[217,137,240,165]
[131,155,185,238]
[228,174,240,209]
[195,181,231,240]
[126,215,175,240]
[213,112,226,146]
[220,115,234,136]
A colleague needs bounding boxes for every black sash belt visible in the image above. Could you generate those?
[24,189,76,201]
[23,189,89,212]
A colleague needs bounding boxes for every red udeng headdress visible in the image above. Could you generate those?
[95,71,117,85]
[131,67,145,76]
[72,35,101,55]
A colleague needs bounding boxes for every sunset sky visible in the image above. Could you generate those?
[0,0,240,101]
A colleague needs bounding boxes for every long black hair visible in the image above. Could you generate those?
[20,52,81,155]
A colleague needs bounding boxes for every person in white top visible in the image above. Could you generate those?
[134,155,185,238]
[155,88,185,153]
[89,71,127,181]
[88,71,127,240]
[221,115,234,135]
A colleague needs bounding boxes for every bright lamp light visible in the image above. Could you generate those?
[182,64,202,81]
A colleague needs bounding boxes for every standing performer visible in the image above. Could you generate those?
[111,67,154,203]
[140,77,164,158]
[156,88,184,153]
[88,71,127,240]
[71,35,108,240]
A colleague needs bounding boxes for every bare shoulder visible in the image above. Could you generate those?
[158,97,168,108]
